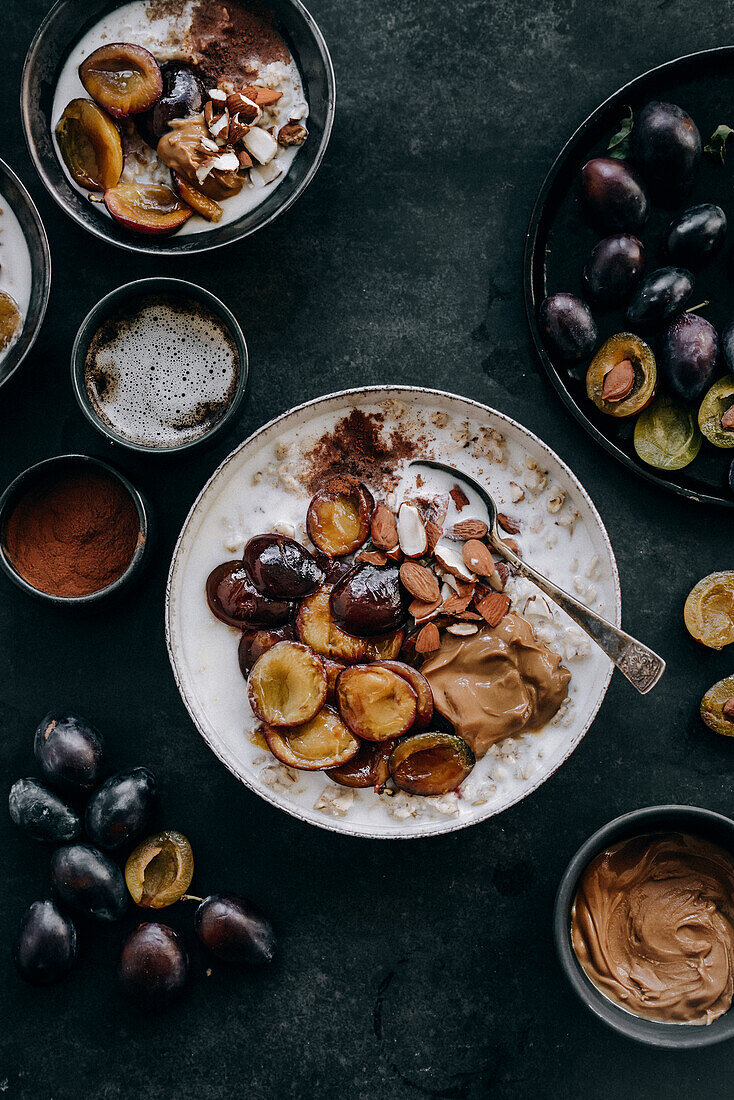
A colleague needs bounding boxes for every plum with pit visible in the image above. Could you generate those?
[586,333,656,418]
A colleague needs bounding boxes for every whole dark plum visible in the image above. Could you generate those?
[9,778,81,843]
[625,267,693,330]
[660,313,718,403]
[194,893,276,966]
[631,101,701,201]
[85,768,158,851]
[238,625,295,677]
[13,901,77,986]
[33,713,105,796]
[118,923,188,1008]
[137,62,206,146]
[242,534,324,599]
[719,318,734,375]
[51,843,127,922]
[330,563,408,636]
[728,458,734,496]
[580,157,649,233]
[583,234,645,306]
[206,561,293,629]
[666,204,727,268]
[538,293,597,361]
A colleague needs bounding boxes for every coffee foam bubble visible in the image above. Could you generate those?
[83,294,241,448]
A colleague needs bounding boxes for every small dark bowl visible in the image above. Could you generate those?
[0,157,51,391]
[554,804,734,1049]
[0,454,150,607]
[71,277,248,455]
[21,0,335,255]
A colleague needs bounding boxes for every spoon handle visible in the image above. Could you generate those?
[492,540,665,695]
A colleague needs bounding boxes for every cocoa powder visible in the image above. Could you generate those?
[304,410,417,492]
[189,0,291,87]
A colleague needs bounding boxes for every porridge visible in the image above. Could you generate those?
[0,195,32,361]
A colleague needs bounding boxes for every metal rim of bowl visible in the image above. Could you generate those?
[0,453,149,606]
[523,46,734,510]
[0,157,51,391]
[165,384,622,839]
[553,803,734,1048]
[70,277,249,455]
[20,0,336,256]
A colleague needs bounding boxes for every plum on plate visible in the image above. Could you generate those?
[34,712,105,796]
[698,375,734,448]
[9,779,81,843]
[85,767,158,851]
[243,534,324,599]
[55,98,123,191]
[537,292,597,361]
[582,234,645,306]
[104,183,192,235]
[666,203,726,268]
[336,664,417,741]
[306,477,374,557]
[371,660,434,729]
[264,706,359,770]
[248,641,327,727]
[238,625,295,677]
[327,738,394,789]
[633,396,701,470]
[137,62,205,145]
[330,563,408,637]
[659,313,718,403]
[631,101,701,201]
[79,43,163,118]
[296,584,368,662]
[171,172,223,222]
[206,560,293,629]
[363,628,405,661]
[625,266,693,330]
[389,731,475,795]
[580,157,649,233]
[118,923,187,1008]
[51,843,127,922]
[125,830,194,908]
[194,894,276,966]
[14,901,77,986]
[586,333,656,417]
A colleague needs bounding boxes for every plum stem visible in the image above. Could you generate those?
[181,894,204,903]
[686,300,710,313]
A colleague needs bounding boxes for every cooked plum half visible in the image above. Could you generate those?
[137,62,205,145]
[118,922,187,1008]
[125,830,194,908]
[625,266,693,330]
[666,204,726,268]
[306,477,374,556]
[296,584,367,663]
[631,101,701,202]
[206,561,292,629]
[336,664,417,741]
[372,660,434,729]
[327,739,394,789]
[633,396,701,470]
[0,292,21,352]
[684,572,734,649]
[264,707,359,770]
[363,628,405,661]
[698,375,734,448]
[56,99,123,191]
[9,779,81,844]
[538,292,597,362]
[194,894,276,966]
[171,172,222,222]
[79,43,163,118]
[14,901,77,986]
[586,333,656,417]
[701,675,734,737]
[389,731,475,796]
[580,157,648,233]
[582,234,645,306]
[330,563,408,637]
[238,625,295,677]
[104,183,192,235]
[248,641,327,727]
[243,534,324,599]
[51,843,127,922]
[660,313,718,404]
[322,657,346,702]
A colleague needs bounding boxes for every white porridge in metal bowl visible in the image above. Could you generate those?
[166,388,620,838]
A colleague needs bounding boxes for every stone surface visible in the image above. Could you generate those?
[1,0,734,1096]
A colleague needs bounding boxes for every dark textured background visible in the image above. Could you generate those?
[2,1,733,1096]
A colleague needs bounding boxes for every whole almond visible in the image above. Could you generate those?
[453,519,488,540]
[227,92,261,119]
[601,359,634,402]
[497,513,520,535]
[722,406,734,432]
[476,592,511,627]
[415,622,441,653]
[462,539,496,577]
[400,562,440,604]
[242,85,283,107]
[371,503,398,550]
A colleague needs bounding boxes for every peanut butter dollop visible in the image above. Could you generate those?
[420,613,570,757]
[572,833,734,1025]
[157,115,243,201]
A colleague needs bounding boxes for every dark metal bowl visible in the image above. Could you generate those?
[21,0,335,255]
[524,47,734,509]
[554,804,734,1048]
[0,158,51,391]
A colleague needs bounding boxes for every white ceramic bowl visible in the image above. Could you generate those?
[166,387,621,838]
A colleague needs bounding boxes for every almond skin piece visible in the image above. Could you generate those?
[495,562,511,588]
[408,597,441,621]
[722,407,734,432]
[370,503,399,550]
[442,593,473,615]
[476,593,511,627]
[425,519,443,554]
[453,519,488,540]
[400,562,440,604]
[601,359,635,402]
[415,622,440,653]
[497,513,520,535]
[449,486,469,511]
[461,540,496,577]
[357,550,387,566]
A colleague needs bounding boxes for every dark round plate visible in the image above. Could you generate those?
[524,47,734,508]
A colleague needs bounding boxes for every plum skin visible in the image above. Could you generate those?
[580,157,649,233]
[137,62,206,146]
[118,923,188,1007]
[194,894,276,966]
[538,292,597,362]
[33,712,105,796]
[84,767,158,851]
[631,101,701,201]
[583,234,645,306]
[242,534,324,599]
[666,204,727,268]
[625,266,693,330]
[51,843,127,922]
[330,563,408,636]
[8,778,81,843]
[660,313,718,403]
[14,901,77,986]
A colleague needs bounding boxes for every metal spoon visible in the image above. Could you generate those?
[409,460,665,694]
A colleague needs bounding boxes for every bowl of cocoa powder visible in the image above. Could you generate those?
[0,454,150,606]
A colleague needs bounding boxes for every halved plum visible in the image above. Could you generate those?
[389,732,475,796]
[296,585,367,663]
[698,375,734,448]
[701,675,734,737]
[79,43,163,118]
[306,477,374,556]
[327,739,394,789]
[372,660,434,730]
[586,333,656,417]
[105,183,192,235]
[330,563,408,637]
[243,534,324,600]
[206,561,292,629]
[322,658,346,702]
[363,629,405,661]
[0,292,22,352]
[264,707,359,771]
[248,641,327,727]
[633,396,701,470]
[124,830,194,908]
[171,172,222,222]
[56,98,123,191]
[336,664,417,741]
[684,572,734,650]
[238,625,295,677]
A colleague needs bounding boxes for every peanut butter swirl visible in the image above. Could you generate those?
[572,833,734,1025]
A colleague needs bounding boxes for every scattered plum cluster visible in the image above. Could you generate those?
[539,100,734,485]
[9,712,275,1007]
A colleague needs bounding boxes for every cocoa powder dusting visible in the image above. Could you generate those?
[188,0,291,87]
[304,410,418,492]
